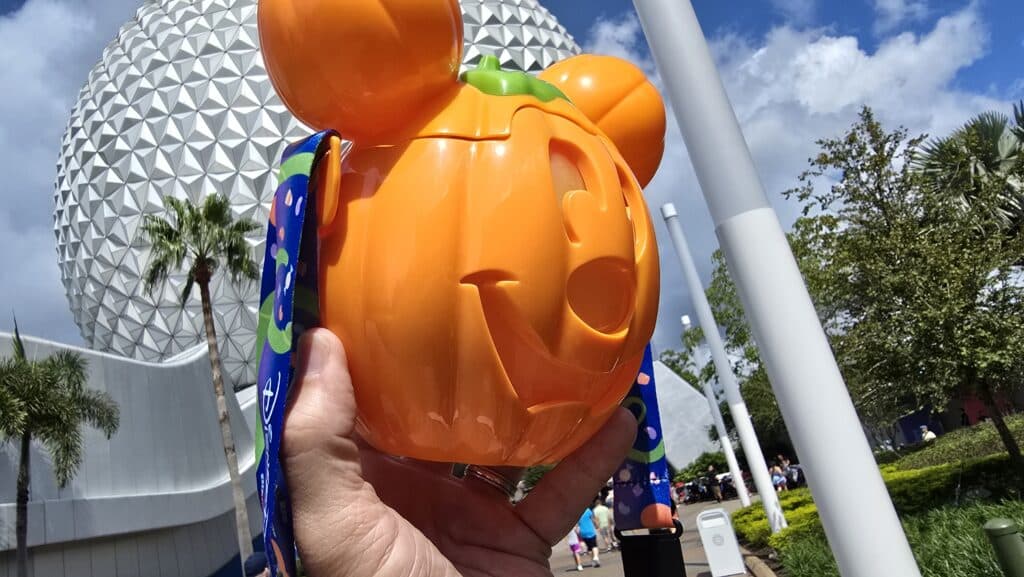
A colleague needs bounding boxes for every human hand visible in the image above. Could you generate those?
[282,329,637,577]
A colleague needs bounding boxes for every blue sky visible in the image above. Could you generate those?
[541,0,1023,99]
[0,0,1021,356]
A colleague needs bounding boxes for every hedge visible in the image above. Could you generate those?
[732,453,1019,550]
[893,415,1024,470]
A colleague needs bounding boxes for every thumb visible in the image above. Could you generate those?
[282,329,458,577]
[282,328,361,487]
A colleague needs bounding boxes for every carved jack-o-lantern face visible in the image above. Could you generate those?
[259,0,665,465]
[316,85,659,466]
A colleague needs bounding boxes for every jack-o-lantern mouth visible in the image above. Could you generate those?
[461,264,633,408]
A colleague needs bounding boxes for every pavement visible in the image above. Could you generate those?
[548,499,748,577]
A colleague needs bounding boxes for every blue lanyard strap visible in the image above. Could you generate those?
[256,130,335,577]
[614,345,674,532]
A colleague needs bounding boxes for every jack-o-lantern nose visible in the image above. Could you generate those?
[567,256,635,334]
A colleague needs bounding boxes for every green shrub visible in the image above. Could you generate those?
[731,455,1019,551]
[895,416,1024,470]
[732,489,815,549]
[778,488,815,509]
[732,504,772,549]
[766,504,823,551]
[885,454,1021,514]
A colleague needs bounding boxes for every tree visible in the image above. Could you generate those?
[659,326,713,393]
[142,194,260,562]
[670,250,798,454]
[914,104,1024,231]
[2,322,119,577]
[673,451,728,483]
[787,107,1024,470]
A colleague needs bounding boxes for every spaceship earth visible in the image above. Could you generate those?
[54,0,581,386]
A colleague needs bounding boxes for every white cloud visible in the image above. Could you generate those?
[584,6,1005,354]
[771,0,816,24]
[873,0,929,34]
[0,0,1008,356]
[0,0,142,343]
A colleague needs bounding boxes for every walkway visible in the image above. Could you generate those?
[548,499,748,577]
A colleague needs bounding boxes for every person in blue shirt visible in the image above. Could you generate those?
[578,507,601,567]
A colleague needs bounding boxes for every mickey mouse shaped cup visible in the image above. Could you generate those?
[257,0,666,468]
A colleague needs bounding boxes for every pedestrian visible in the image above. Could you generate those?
[706,465,723,502]
[566,527,584,571]
[592,496,616,551]
[243,552,269,577]
[778,454,798,486]
[771,465,788,492]
[578,507,601,568]
[920,425,937,442]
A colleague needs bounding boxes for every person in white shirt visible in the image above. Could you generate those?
[920,425,937,442]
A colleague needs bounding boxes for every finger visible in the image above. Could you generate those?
[515,407,637,544]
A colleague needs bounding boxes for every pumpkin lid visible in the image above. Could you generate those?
[388,68,603,142]
[460,55,569,104]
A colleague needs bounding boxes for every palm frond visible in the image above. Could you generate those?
[1013,100,1024,142]
[180,271,196,306]
[36,422,83,488]
[0,363,26,437]
[42,350,88,394]
[143,251,173,293]
[228,218,261,236]
[74,388,120,438]
[143,210,188,292]
[12,315,26,362]
[202,194,233,228]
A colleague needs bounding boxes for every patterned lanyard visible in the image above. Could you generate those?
[255,130,333,577]
[254,131,675,577]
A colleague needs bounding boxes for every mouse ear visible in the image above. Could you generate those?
[258,0,463,144]
[540,55,666,188]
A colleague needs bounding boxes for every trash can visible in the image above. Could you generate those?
[697,508,747,577]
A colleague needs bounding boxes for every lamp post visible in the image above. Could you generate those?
[667,207,782,530]
[681,315,751,507]
[633,1,922,575]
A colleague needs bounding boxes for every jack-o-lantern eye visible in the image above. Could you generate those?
[550,145,586,194]
[550,142,587,243]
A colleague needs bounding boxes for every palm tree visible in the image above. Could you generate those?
[142,194,259,564]
[2,322,119,577]
[0,369,25,437]
[913,105,1024,229]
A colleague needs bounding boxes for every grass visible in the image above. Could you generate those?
[773,500,1024,577]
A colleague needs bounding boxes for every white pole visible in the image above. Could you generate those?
[670,212,779,528]
[634,1,922,575]
[680,315,751,508]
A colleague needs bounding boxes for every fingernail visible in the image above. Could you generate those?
[302,330,329,376]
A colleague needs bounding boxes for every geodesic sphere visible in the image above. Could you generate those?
[53,0,580,386]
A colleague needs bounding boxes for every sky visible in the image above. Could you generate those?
[0,0,1021,358]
